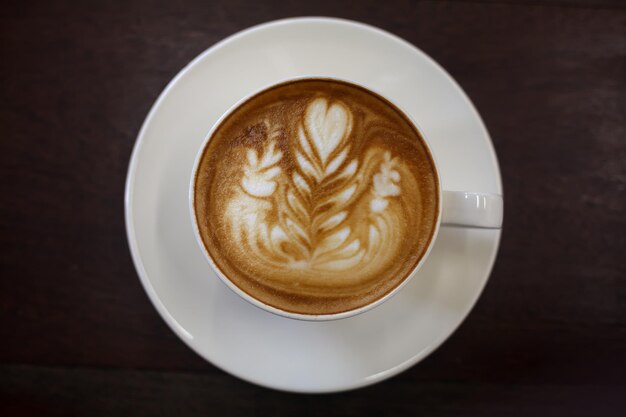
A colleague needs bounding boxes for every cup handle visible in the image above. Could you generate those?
[441,191,503,228]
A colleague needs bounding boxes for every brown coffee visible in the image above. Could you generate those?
[193,79,439,315]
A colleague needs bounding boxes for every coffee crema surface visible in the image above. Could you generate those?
[193,79,439,315]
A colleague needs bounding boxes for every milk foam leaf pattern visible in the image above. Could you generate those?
[370,151,401,212]
[240,139,283,198]
[282,98,366,268]
[224,128,296,268]
[225,98,408,273]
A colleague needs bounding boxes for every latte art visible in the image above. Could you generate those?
[227,98,406,274]
[194,80,439,315]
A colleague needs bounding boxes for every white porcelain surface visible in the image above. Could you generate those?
[125,17,503,393]
[442,191,503,228]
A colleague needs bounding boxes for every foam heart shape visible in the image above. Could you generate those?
[304,98,351,165]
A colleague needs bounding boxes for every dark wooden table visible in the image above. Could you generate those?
[1,0,625,415]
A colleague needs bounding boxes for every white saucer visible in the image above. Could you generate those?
[125,17,502,393]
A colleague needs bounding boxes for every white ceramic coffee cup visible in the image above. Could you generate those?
[189,77,503,321]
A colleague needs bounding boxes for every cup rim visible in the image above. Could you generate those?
[189,75,443,321]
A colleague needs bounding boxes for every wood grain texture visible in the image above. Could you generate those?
[1,0,625,415]
[1,365,623,417]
